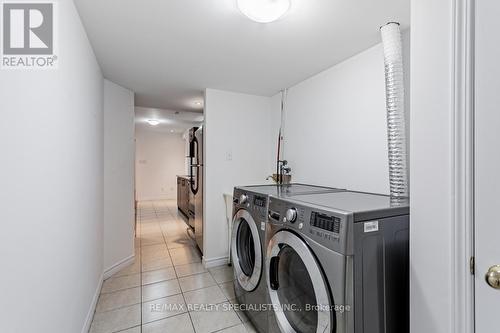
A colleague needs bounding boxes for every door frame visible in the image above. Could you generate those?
[452,0,475,332]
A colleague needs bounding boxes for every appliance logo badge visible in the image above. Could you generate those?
[1,2,58,69]
[364,221,379,233]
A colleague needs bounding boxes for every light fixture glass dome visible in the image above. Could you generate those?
[237,0,291,23]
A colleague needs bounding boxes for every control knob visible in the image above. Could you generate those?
[286,208,298,223]
[239,194,248,205]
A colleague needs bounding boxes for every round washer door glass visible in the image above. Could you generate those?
[277,246,318,332]
[266,231,333,333]
[231,209,262,291]
[237,220,255,276]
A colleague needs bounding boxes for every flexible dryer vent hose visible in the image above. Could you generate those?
[381,22,408,198]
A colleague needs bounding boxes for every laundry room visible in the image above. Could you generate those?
[2,0,496,333]
[204,19,411,333]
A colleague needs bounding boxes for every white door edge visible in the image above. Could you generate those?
[452,0,475,332]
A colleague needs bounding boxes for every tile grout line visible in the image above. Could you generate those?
[168,199,240,333]
[165,202,198,333]
[142,201,182,330]
[93,201,241,333]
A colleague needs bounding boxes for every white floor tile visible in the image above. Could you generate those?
[170,246,202,265]
[101,274,141,293]
[179,272,217,292]
[90,200,225,333]
[183,285,227,306]
[142,279,182,302]
[118,326,141,333]
[174,262,208,278]
[141,243,168,255]
[219,281,236,300]
[89,304,141,333]
[142,313,195,333]
[111,259,141,278]
[142,256,174,272]
[167,237,197,249]
[209,266,234,284]
[189,302,241,333]
[142,293,187,323]
[217,324,248,333]
[142,267,177,285]
[142,250,170,263]
[96,287,141,313]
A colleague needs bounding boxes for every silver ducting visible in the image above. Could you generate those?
[381,22,408,198]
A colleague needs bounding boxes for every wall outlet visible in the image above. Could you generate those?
[226,151,232,161]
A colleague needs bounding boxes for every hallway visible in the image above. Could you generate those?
[89,200,255,333]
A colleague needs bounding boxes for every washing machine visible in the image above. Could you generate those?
[231,184,345,333]
[265,191,409,333]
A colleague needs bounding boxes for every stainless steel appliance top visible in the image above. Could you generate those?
[286,191,409,222]
[236,183,344,197]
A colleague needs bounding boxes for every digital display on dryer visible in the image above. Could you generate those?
[311,212,341,233]
[253,196,266,207]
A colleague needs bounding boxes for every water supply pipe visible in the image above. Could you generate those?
[276,89,288,184]
[381,22,408,198]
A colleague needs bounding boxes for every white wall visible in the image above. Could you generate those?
[410,1,455,332]
[0,1,104,332]
[204,89,273,265]
[271,33,410,195]
[103,79,135,273]
[135,130,186,201]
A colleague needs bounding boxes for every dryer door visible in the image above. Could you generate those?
[231,209,262,292]
[266,231,333,333]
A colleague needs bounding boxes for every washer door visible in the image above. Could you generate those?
[231,209,262,292]
[266,231,333,333]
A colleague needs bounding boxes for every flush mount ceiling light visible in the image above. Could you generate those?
[194,101,202,106]
[147,119,160,126]
[237,0,291,23]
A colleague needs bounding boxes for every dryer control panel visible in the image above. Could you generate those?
[310,212,341,233]
[268,197,351,254]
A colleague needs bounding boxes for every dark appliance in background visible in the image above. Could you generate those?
[187,127,198,229]
[176,176,190,217]
[188,126,204,253]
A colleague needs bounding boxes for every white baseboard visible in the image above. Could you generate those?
[81,254,136,332]
[103,254,135,280]
[203,255,229,269]
[81,272,104,333]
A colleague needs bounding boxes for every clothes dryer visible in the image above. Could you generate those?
[265,191,409,333]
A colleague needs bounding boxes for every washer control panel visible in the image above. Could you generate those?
[268,197,349,253]
[233,188,268,220]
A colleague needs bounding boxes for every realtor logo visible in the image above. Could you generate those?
[1,1,57,69]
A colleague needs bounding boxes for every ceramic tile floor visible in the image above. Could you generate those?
[89,200,257,333]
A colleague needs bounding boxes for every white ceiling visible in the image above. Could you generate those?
[135,107,203,134]
[75,0,410,112]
